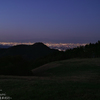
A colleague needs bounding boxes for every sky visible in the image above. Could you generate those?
[0,0,100,43]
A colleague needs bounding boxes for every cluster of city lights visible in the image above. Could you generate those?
[0,42,87,51]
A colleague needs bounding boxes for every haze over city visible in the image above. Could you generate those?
[0,0,100,43]
[0,42,86,51]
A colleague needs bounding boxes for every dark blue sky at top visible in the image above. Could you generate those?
[0,0,100,43]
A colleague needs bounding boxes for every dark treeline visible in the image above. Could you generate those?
[32,41,100,68]
[65,40,100,58]
[0,41,100,76]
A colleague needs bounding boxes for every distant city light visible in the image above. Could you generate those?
[0,42,87,51]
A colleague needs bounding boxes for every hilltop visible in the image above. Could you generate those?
[0,42,58,60]
[0,42,59,76]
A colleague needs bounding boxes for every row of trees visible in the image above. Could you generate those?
[65,41,100,58]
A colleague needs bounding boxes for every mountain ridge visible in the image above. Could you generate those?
[0,42,58,60]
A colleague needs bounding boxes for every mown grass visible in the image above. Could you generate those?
[46,58,100,77]
[0,58,100,100]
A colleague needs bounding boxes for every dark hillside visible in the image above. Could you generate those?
[0,55,32,76]
[30,40,100,69]
[0,42,59,76]
[0,42,58,60]
[0,48,7,55]
[0,41,100,76]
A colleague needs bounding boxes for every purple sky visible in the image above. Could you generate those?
[0,0,100,43]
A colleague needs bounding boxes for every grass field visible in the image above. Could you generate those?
[0,58,100,100]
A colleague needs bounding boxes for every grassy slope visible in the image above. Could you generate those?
[0,58,100,100]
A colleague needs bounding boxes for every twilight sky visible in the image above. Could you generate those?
[0,0,100,43]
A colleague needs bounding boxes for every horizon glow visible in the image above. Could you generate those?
[0,42,87,51]
[0,0,100,43]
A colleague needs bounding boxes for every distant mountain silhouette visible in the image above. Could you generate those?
[0,42,58,60]
[0,45,11,48]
